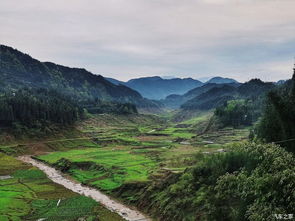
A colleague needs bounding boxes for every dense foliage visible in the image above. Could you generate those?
[215,99,257,127]
[180,85,237,110]
[0,88,139,135]
[81,99,138,114]
[0,45,160,110]
[138,143,295,221]
[179,79,274,111]
[256,75,295,153]
[0,88,83,129]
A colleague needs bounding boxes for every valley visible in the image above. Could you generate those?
[0,45,294,220]
[0,112,250,220]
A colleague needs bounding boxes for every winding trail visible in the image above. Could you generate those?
[18,155,151,221]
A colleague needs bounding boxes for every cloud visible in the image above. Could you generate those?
[0,0,294,81]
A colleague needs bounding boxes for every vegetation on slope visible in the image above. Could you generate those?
[181,79,274,111]
[214,99,257,127]
[137,142,295,221]
[2,107,292,221]
[255,74,295,153]
[162,83,236,109]
[0,45,160,110]
[181,85,237,110]
[1,43,293,221]
[0,88,84,137]
[0,88,83,126]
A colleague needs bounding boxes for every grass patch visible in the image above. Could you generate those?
[0,153,123,221]
[37,147,157,191]
[29,196,121,221]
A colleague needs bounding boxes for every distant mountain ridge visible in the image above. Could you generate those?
[181,79,275,110]
[162,82,240,109]
[105,77,124,86]
[0,45,160,111]
[206,76,238,84]
[106,76,203,100]
[162,78,276,110]
[181,85,238,110]
[106,76,240,100]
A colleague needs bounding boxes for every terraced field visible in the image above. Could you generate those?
[38,147,157,191]
[0,153,123,221]
[0,113,250,220]
[35,113,250,193]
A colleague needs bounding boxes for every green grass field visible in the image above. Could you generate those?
[35,113,249,194]
[0,153,123,221]
[37,147,157,191]
[0,112,250,219]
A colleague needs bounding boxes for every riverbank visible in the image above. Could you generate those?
[18,155,151,221]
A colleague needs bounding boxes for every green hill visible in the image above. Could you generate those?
[163,83,240,108]
[179,79,275,111]
[0,45,160,111]
[181,85,237,110]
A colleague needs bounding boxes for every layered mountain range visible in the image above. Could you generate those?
[106,76,237,100]
[0,45,278,113]
[163,79,275,110]
[107,76,203,100]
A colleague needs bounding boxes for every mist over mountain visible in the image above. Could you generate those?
[105,76,241,100]
[162,78,275,110]
[0,44,279,114]
[162,82,240,109]
[181,85,237,110]
[197,76,213,83]
[106,76,203,100]
[181,79,275,111]
[105,77,125,86]
[206,76,238,84]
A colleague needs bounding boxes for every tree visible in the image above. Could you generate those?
[256,74,295,153]
[0,88,83,131]
[215,99,254,127]
[137,143,295,221]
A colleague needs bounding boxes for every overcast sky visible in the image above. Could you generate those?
[1,0,294,82]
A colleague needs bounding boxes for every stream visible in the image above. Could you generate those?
[18,155,151,221]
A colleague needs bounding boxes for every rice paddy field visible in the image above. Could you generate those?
[35,113,250,192]
[0,153,123,221]
[38,147,157,191]
[0,112,250,220]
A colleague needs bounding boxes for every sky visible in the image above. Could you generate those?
[0,0,294,82]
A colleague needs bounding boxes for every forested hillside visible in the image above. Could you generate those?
[180,79,275,111]
[137,142,295,221]
[162,83,240,108]
[0,45,160,111]
[255,73,295,153]
[181,85,237,110]
[2,1,294,220]
[0,88,83,135]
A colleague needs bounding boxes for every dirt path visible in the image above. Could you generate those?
[18,155,151,221]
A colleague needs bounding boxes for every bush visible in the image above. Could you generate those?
[215,99,255,127]
[138,142,295,221]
